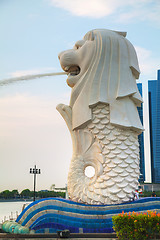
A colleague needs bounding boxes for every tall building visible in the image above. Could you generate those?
[137,83,145,182]
[148,69,160,183]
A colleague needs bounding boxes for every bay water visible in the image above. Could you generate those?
[0,201,32,223]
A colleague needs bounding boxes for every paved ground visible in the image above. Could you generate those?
[0,233,117,239]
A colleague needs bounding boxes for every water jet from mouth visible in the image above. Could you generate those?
[0,72,67,86]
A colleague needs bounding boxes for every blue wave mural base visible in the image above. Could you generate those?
[15,197,160,234]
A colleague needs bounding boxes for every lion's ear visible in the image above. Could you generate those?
[114,31,127,37]
[88,31,95,41]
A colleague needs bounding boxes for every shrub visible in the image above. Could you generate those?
[112,211,160,240]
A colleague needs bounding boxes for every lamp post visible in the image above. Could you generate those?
[30,165,41,201]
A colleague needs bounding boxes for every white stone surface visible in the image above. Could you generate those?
[57,29,143,205]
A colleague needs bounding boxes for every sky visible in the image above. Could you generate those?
[0,0,160,192]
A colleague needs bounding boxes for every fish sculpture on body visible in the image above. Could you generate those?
[57,29,143,205]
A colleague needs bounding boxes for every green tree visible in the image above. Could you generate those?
[0,190,12,199]
[20,189,31,198]
[11,189,19,198]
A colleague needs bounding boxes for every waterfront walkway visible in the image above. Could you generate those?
[0,233,117,239]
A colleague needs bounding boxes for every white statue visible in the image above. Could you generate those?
[57,29,143,205]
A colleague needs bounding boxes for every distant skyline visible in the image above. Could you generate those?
[0,0,160,191]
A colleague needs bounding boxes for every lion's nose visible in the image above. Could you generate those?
[58,51,65,60]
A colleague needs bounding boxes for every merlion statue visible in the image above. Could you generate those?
[57,29,143,205]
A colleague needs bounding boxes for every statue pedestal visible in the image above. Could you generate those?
[3,197,160,234]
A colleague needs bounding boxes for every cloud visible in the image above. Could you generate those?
[49,0,160,24]
[49,0,127,18]
[49,0,113,18]
[135,46,160,80]
[118,1,160,24]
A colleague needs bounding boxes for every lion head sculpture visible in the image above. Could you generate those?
[58,29,143,132]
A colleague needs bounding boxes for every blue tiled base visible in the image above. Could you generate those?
[15,197,160,233]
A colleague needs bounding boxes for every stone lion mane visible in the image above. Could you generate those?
[69,29,143,132]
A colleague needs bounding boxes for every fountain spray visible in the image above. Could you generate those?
[0,72,67,86]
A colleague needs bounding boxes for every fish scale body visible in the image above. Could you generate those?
[57,28,143,205]
[67,104,140,205]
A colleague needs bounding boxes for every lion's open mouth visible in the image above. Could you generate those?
[65,66,80,76]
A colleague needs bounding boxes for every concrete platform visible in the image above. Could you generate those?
[0,233,117,239]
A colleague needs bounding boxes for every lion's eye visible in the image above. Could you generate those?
[74,40,85,50]
[75,44,81,50]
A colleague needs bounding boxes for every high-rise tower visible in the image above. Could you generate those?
[148,70,160,183]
